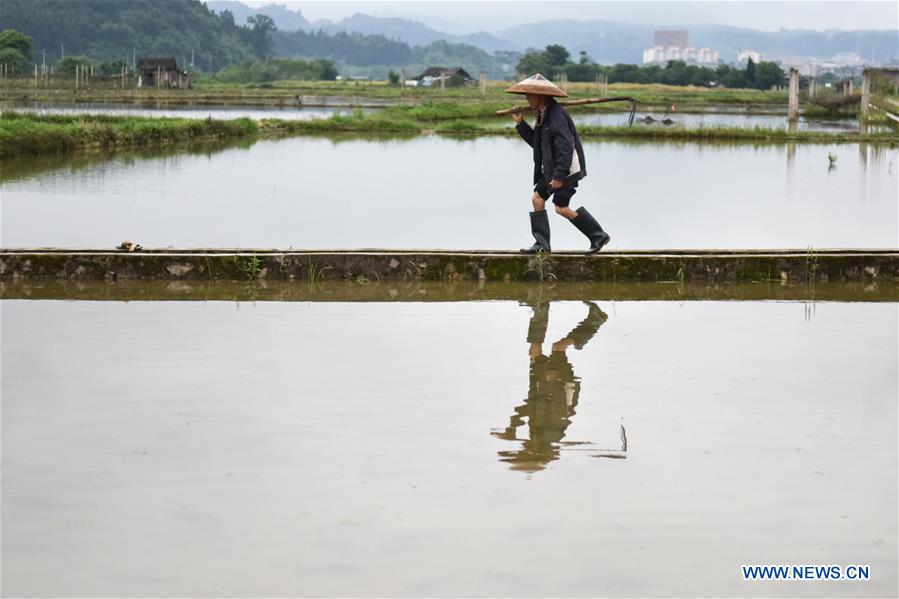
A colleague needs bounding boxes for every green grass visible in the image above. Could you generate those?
[0,112,257,158]
[255,107,896,143]
[2,96,896,160]
[260,109,420,134]
[0,78,789,109]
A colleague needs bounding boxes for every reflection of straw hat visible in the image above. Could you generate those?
[505,73,568,97]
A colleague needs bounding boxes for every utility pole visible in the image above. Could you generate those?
[61,43,64,59]
[191,49,194,68]
[860,69,871,119]
[788,68,799,120]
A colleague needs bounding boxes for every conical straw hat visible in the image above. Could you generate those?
[505,73,568,97]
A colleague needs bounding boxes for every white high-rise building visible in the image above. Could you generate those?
[665,46,683,61]
[642,29,720,65]
[642,47,666,64]
[695,48,718,64]
[737,49,763,64]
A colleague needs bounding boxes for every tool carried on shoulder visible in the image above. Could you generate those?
[496,96,638,127]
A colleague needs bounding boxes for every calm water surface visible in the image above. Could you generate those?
[5,100,871,132]
[2,101,376,120]
[1,136,895,249]
[571,110,866,131]
[2,288,895,596]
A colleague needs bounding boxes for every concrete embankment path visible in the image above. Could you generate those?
[1,249,896,284]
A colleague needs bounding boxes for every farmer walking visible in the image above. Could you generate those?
[508,74,611,254]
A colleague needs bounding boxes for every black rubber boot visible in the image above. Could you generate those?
[571,207,610,255]
[520,210,551,254]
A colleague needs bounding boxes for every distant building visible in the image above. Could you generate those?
[653,30,689,49]
[642,46,719,65]
[137,57,191,89]
[643,30,718,65]
[832,52,863,66]
[696,48,720,64]
[415,67,474,87]
[415,67,473,81]
[737,50,763,64]
[779,58,819,77]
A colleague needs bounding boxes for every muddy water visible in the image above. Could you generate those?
[1,287,895,596]
[1,136,896,250]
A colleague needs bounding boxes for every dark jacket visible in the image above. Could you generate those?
[515,97,587,187]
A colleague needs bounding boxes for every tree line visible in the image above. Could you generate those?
[0,0,260,71]
[518,44,786,90]
[215,58,338,83]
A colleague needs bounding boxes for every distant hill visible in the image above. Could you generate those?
[204,1,898,65]
[0,0,257,69]
[686,25,898,63]
[5,0,892,77]
[316,13,518,53]
[497,20,651,64]
[496,21,897,64]
[273,29,520,79]
[206,1,312,31]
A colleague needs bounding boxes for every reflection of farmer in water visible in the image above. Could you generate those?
[492,300,608,472]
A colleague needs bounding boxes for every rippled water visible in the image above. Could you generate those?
[2,286,895,596]
[2,135,896,250]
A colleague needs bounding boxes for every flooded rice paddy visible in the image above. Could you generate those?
[573,110,866,131]
[1,281,896,596]
[1,100,380,120]
[3,101,871,132]
[2,135,896,250]
[488,109,870,132]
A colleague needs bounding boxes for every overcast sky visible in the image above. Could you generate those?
[239,1,898,32]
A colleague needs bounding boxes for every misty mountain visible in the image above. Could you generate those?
[315,13,518,53]
[497,20,653,64]
[206,1,897,64]
[686,25,897,62]
[496,20,897,63]
[206,3,518,52]
[206,1,311,31]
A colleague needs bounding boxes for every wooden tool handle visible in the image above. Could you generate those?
[496,96,636,114]
[496,96,638,126]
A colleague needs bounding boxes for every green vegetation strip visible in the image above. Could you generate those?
[0,80,791,110]
[2,104,896,159]
[262,103,897,143]
[0,112,257,158]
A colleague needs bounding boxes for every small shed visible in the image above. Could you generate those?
[137,57,191,89]
[415,67,473,86]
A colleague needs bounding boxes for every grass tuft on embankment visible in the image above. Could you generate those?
[259,109,421,134]
[0,112,258,158]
